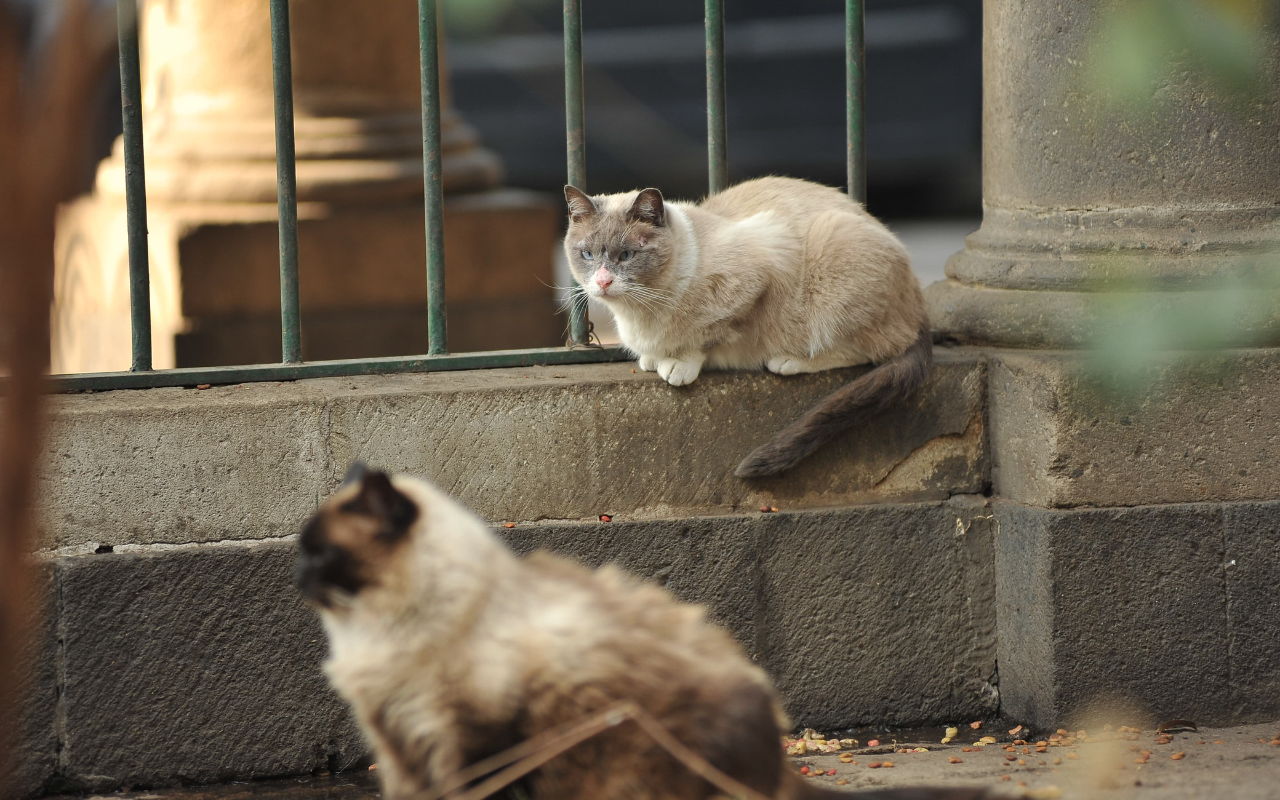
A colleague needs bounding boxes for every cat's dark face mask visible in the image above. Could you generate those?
[295,463,418,609]
[564,187,675,299]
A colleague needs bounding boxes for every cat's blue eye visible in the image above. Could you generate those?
[619,250,633,262]
[581,249,594,260]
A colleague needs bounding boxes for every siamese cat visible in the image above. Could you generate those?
[297,466,990,800]
[562,177,931,478]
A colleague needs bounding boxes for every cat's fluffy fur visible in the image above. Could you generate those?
[563,177,932,477]
[297,467,989,800]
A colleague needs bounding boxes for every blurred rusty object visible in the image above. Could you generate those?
[0,0,114,791]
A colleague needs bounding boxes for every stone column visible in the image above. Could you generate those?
[925,1,1280,729]
[926,0,1280,348]
[54,0,563,372]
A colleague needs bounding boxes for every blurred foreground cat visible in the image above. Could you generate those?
[563,177,930,478]
[297,466,990,800]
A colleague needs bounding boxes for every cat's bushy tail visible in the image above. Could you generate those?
[734,324,933,478]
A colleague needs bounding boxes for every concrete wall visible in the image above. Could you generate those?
[12,346,1280,796]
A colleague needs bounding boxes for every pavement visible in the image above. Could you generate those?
[789,719,1280,799]
[890,217,980,287]
[48,719,1280,800]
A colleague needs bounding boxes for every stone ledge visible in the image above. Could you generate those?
[37,352,987,550]
[986,347,1280,508]
[16,501,998,795]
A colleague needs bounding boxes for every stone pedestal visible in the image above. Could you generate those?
[926,0,1280,727]
[53,0,561,373]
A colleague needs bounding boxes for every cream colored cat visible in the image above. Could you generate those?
[563,177,931,478]
[297,465,991,800]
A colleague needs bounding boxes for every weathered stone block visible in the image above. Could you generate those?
[755,499,998,729]
[3,563,58,799]
[57,542,364,791]
[988,349,1280,508]
[506,499,1000,730]
[1223,502,1280,721]
[40,383,330,551]
[502,515,762,650]
[991,501,1278,728]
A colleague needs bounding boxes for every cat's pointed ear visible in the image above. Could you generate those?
[342,461,369,486]
[341,470,419,540]
[627,188,665,227]
[564,185,597,223]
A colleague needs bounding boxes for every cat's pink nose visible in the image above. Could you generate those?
[593,267,613,290]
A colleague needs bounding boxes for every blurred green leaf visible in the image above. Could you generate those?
[443,0,558,38]
[1087,256,1280,392]
[1090,0,1274,105]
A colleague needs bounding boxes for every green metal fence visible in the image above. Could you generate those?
[52,0,865,393]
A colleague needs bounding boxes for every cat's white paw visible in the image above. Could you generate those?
[766,356,804,376]
[657,357,702,386]
[638,355,657,372]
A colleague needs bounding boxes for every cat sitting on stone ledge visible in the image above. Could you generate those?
[562,177,931,478]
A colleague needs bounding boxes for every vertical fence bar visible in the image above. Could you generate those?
[117,0,152,372]
[563,0,589,346]
[419,0,448,355]
[269,0,302,363]
[705,0,727,195]
[846,0,867,204]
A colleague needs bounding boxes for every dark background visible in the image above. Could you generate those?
[56,0,982,221]
[447,0,982,218]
